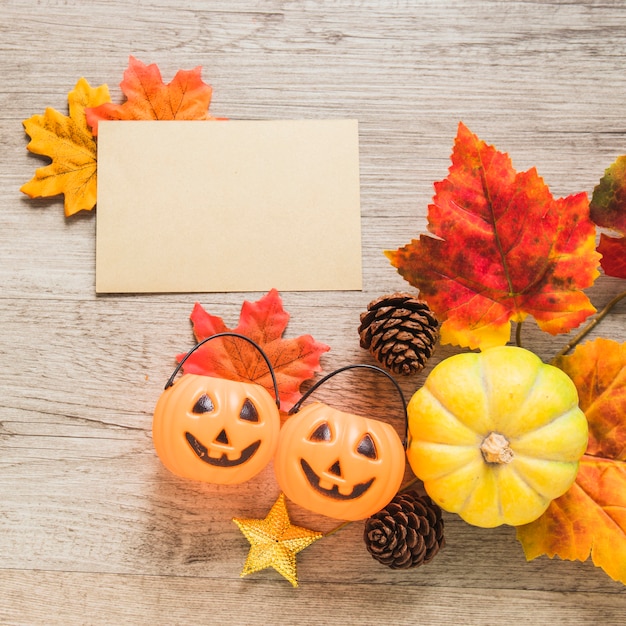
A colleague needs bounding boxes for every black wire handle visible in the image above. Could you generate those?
[288,364,409,449]
[164,332,281,410]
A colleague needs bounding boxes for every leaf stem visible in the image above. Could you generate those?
[324,476,421,537]
[552,289,626,362]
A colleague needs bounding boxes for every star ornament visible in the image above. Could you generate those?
[233,493,323,587]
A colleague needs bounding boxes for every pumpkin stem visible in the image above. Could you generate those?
[480,432,514,464]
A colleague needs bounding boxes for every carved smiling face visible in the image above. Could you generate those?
[274,402,406,520]
[152,374,280,484]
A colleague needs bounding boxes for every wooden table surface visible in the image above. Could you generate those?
[2,1,625,624]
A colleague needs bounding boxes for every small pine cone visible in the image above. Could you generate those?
[364,490,445,569]
[358,292,439,375]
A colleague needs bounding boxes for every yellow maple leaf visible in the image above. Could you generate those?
[516,338,626,585]
[21,78,111,216]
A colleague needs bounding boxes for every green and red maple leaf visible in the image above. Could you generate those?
[590,156,626,279]
[176,289,330,412]
[387,122,601,350]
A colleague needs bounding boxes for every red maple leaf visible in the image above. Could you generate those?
[177,289,330,411]
[590,156,626,279]
[386,122,601,350]
[86,56,221,135]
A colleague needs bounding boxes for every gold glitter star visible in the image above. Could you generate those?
[233,493,323,587]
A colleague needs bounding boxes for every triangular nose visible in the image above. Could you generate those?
[328,460,342,477]
[215,429,229,444]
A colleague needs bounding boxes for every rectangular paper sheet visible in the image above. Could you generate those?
[95,120,362,293]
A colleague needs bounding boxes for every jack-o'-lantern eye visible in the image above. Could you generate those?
[193,393,214,414]
[239,398,259,423]
[356,434,377,459]
[309,422,332,442]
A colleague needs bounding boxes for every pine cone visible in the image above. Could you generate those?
[358,293,439,375]
[364,490,445,569]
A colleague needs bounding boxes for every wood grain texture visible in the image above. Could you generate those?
[1,0,625,624]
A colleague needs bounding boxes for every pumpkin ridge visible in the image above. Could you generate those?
[422,384,487,438]
[499,364,578,437]
[511,407,588,461]
[513,403,579,435]
[456,461,500,524]
[518,362,543,409]
[507,460,552,506]
[411,441,481,480]
[482,351,528,433]
[492,462,547,527]
[495,463,555,526]
[492,464,508,525]
[508,453,577,502]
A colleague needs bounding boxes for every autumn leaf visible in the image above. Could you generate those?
[21,78,111,216]
[386,122,600,350]
[86,56,220,135]
[177,289,330,411]
[594,237,626,279]
[590,156,626,279]
[516,338,626,585]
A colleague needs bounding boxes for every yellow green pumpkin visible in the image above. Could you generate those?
[406,346,588,528]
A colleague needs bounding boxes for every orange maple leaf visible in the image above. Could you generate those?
[86,56,220,135]
[590,156,626,279]
[177,289,330,411]
[21,78,111,216]
[386,122,601,350]
[516,338,626,585]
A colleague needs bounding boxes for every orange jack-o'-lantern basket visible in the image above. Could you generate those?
[274,364,408,521]
[152,333,281,485]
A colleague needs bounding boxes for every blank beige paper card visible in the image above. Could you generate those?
[95,120,362,293]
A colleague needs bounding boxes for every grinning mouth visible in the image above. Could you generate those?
[300,459,375,500]
[185,432,261,467]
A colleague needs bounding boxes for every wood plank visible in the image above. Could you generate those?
[1,569,625,626]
